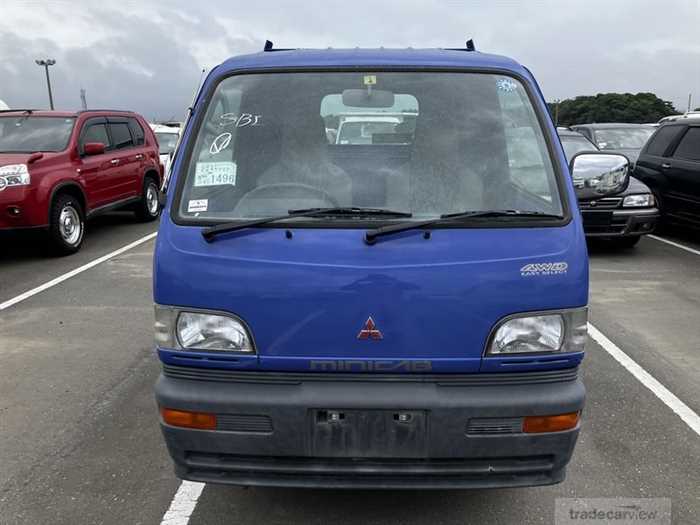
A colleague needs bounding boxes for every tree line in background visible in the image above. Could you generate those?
[547,93,682,126]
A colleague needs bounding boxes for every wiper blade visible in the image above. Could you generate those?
[202,207,411,242]
[440,209,563,219]
[365,210,563,245]
[289,206,412,218]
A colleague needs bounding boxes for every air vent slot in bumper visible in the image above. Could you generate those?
[466,417,522,435]
[217,414,273,433]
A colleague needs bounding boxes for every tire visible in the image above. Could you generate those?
[48,194,85,256]
[615,236,641,248]
[135,177,160,222]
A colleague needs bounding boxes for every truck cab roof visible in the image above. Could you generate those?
[216,47,526,74]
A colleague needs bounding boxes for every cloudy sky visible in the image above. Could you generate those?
[1,0,699,120]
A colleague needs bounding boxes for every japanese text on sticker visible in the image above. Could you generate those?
[187,199,208,213]
[194,162,237,187]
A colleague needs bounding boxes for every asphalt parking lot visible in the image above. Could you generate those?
[1,219,699,525]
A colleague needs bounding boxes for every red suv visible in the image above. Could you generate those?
[0,109,162,254]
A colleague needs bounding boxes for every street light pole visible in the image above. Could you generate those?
[35,59,56,110]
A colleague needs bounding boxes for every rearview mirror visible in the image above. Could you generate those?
[83,142,106,156]
[342,89,395,108]
[570,153,630,199]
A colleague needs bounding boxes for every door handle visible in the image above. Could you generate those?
[661,163,671,169]
[110,159,120,165]
[135,154,144,160]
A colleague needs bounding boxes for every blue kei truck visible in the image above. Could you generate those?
[153,42,630,489]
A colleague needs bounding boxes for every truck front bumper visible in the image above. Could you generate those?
[155,366,585,489]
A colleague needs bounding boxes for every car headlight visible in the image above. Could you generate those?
[154,305,254,353]
[486,308,587,355]
[0,164,30,188]
[623,194,654,207]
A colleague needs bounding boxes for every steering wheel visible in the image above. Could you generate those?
[233,183,340,215]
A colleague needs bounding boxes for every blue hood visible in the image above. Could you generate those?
[154,222,588,373]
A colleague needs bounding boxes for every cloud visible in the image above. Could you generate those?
[1,0,698,118]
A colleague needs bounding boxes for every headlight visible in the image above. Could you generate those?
[623,194,654,207]
[0,164,30,188]
[154,305,254,353]
[487,308,587,355]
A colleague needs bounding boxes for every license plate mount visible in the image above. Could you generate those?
[310,409,428,458]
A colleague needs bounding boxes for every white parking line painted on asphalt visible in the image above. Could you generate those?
[589,323,700,437]
[160,481,205,525]
[0,232,157,312]
[649,235,700,256]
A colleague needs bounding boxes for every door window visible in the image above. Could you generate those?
[645,125,683,156]
[128,118,145,146]
[81,123,111,151]
[109,122,134,150]
[672,127,700,162]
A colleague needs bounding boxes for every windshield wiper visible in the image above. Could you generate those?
[364,209,564,245]
[202,207,412,242]
[288,207,412,218]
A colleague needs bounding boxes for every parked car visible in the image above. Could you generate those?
[634,117,700,229]
[153,44,630,489]
[658,111,700,124]
[559,129,659,247]
[150,123,180,178]
[336,115,402,144]
[570,123,655,166]
[0,109,162,254]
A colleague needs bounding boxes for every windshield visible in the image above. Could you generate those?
[156,132,179,155]
[176,72,563,223]
[560,135,598,162]
[0,116,75,153]
[593,127,654,150]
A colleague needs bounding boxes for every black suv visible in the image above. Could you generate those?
[634,119,700,229]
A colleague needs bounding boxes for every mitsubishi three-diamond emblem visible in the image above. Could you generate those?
[357,316,383,340]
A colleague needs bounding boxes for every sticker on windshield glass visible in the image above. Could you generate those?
[194,162,237,187]
[363,75,377,86]
[520,262,568,277]
[496,78,518,93]
[209,132,232,155]
[187,199,208,213]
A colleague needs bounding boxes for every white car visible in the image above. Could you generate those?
[658,111,700,124]
[150,123,181,178]
[335,115,404,145]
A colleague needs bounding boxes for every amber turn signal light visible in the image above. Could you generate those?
[160,407,217,430]
[522,412,580,433]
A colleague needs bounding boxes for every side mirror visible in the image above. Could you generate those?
[83,142,106,156]
[570,152,630,199]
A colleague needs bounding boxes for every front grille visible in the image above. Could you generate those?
[579,197,623,210]
[466,417,523,435]
[217,414,273,433]
[162,364,579,386]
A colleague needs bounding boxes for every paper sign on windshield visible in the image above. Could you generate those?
[194,162,237,187]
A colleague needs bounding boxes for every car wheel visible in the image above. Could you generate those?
[135,177,160,222]
[615,236,641,249]
[48,194,85,256]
